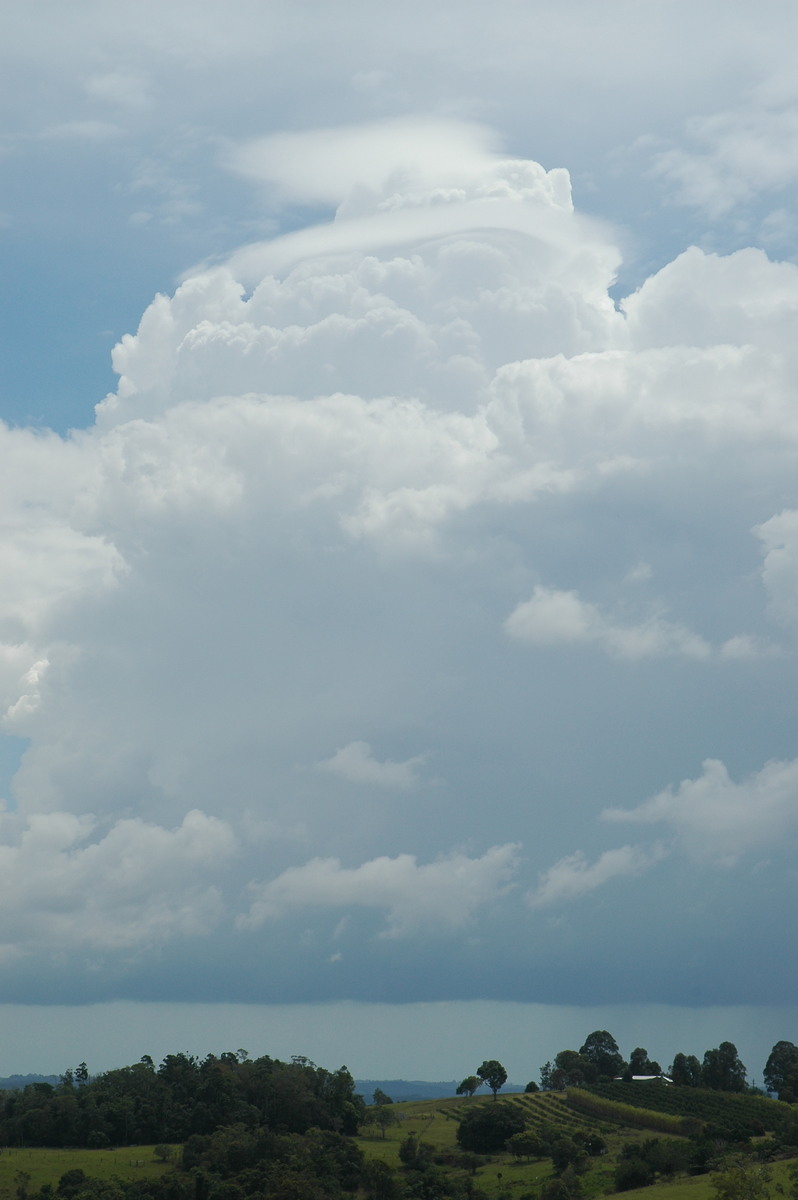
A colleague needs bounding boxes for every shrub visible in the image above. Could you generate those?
[615,1159,654,1191]
[456,1103,526,1154]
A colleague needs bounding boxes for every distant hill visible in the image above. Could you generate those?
[355,1079,526,1102]
[0,1074,60,1091]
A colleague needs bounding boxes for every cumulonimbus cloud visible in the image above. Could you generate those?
[1,124,798,991]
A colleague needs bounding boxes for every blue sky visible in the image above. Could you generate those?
[1,0,798,1084]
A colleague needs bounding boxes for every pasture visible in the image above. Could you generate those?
[0,1146,174,1199]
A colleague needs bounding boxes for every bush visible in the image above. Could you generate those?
[456,1103,526,1154]
[615,1159,654,1191]
[550,1136,588,1175]
[506,1131,546,1160]
[57,1173,87,1199]
[399,1134,436,1170]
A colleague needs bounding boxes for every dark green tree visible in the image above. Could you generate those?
[764,1041,798,1102]
[670,1053,703,1087]
[628,1049,662,1077]
[550,1050,597,1089]
[476,1060,507,1100]
[362,1159,403,1200]
[506,1131,546,1160]
[579,1031,625,1080]
[456,1102,525,1153]
[703,1043,746,1093]
[550,1135,588,1175]
[456,1076,482,1098]
[615,1159,654,1191]
[57,1171,87,1198]
[399,1133,435,1169]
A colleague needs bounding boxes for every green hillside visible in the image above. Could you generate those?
[357,1087,798,1200]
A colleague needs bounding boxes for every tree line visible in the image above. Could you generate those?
[453,1031,798,1100]
[538,1031,750,1093]
[0,1052,364,1149]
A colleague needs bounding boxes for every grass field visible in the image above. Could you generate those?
[0,1146,175,1199]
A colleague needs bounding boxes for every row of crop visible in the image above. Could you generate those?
[586,1083,790,1133]
[566,1089,693,1135]
[516,1096,590,1132]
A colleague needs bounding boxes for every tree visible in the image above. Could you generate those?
[628,1049,663,1077]
[365,1106,398,1139]
[550,1135,588,1175]
[541,1177,579,1200]
[703,1043,747,1093]
[540,1062,555,1091]
[476,1060,507,1100]
[712,1162,772,1200]
[373,1088,393,1105]
[764,1041,798,1102]
[579,1031,625,1080]
[524,1080,539,1093]
[456,1102,525,1153]
[670,1053,703,1087]
[615,1159,654,1192]
[57,1172,87,1198]
[506,1131,546,1160]
[362,1159,403,1200]
[456,1076,482,1098]
[549,1050,597,1089]
[399,1133,435,1169]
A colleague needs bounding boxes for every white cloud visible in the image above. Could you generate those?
[224,117,501,207]
[653,96,798,216]
[238,843,521,936]
[0,808,238,954]
[505,586,712,660]
[603,757,798,863]
[622,246,798,353]
[528,844,665,908]
[319,741,426,790]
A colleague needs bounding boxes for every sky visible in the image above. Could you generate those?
[1,0,798,1086]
